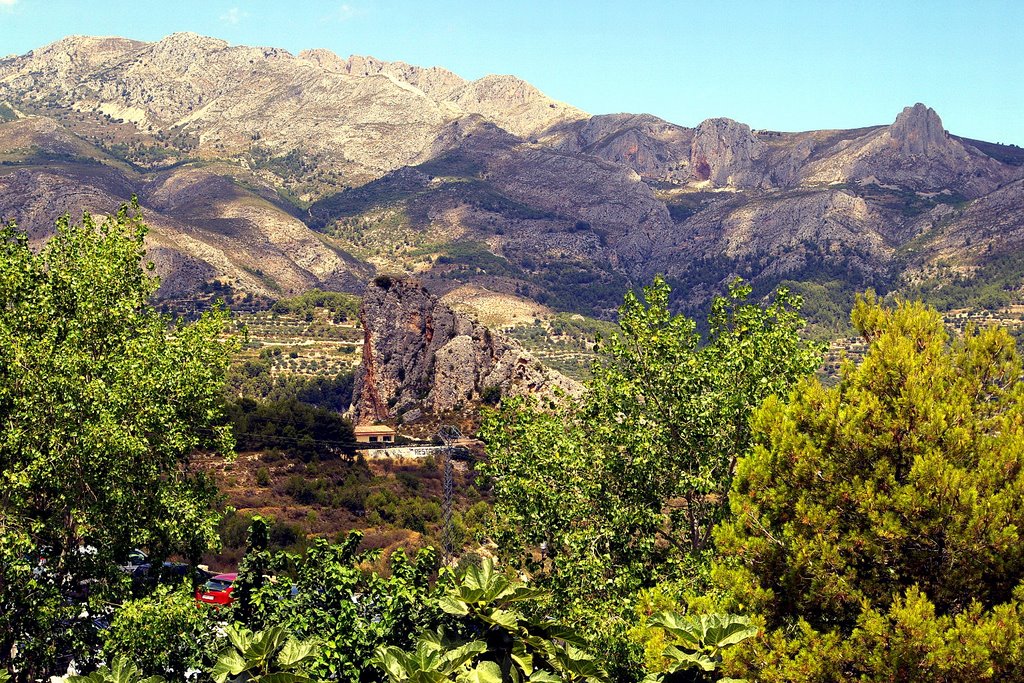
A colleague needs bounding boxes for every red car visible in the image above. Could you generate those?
[195,572,236,605]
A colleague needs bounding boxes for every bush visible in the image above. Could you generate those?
[102,583,223,677]
[255,467,270,487]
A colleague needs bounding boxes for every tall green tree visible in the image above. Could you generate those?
[710,295,1024,681]
[480,277,821,615]
[0,203,237,677]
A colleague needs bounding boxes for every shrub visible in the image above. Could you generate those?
[102,583,223,678]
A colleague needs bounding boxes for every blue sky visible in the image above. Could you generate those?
[1,0,1021,145]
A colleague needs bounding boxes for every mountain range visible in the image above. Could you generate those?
[2,32,1023,327]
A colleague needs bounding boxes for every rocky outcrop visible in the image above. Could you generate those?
[352,277,581,424]
[552,113,694,182]
[889,103,948,157]
[801,104,1016,195]
[689,118,763,187]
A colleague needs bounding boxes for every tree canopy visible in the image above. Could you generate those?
[710,294,1024,681]
[480,277,822,618]
[0,203,237,675]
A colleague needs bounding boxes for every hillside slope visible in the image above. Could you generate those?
[2,34,1023,321]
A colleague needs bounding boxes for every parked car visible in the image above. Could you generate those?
[119,548,199,589]
[195,572,236,605]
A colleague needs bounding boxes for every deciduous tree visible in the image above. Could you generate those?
[0,203,237,676]
[481,277,821,614]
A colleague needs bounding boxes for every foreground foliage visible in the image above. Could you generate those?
[68,655,164,683]
[0,204,237,678]
[211,625,317,683]
[709,295,1024,680]
[377,558,607,683]
[233,526,440,683]
[102,582,223,679]
[643,612,755,681]
[480,277,821,674]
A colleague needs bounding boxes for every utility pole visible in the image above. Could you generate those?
[437,424,462,564]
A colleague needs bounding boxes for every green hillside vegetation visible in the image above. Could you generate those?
[902,251,1024,311]
[269,289,361,322]
[505,312,620,380]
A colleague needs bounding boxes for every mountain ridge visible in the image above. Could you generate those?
[2,33,1023,324]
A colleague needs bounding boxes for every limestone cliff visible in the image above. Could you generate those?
[689,117,764,187]
[3,33,1024,319]
[351,277,581,424]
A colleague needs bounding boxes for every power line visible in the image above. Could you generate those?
[437,425,462,565]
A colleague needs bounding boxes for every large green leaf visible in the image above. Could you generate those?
[528,671,561,683]
[440,640,488,672]
[700,614,757,649]
[277,638,317,668]
[650,612,756,653]
[69,656,167,683]
[212,649,249,683]
[511,640,534,676]
[479,607,521,630]
[438,595,471,616]
[664,646,715,673]
[225,624,253,657]
[258,674,313,683]
[458,661,502,683]
[247,626,289,664]
[541,624,589,649]
[649,612,701,649]
[374,646,411,682]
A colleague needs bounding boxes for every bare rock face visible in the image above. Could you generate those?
[352,277,581,424]
[0,34,587,184]
[801,103,1015,195]
[689,118,763,187]
[553,113,694,182]
[4,31,1024,317]
[888,103,948,157]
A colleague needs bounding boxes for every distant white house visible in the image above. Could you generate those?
[354,424,396,445]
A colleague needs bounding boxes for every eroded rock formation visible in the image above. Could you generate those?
[351,277,581,424]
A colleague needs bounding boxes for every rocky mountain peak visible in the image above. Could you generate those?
[13,35,141,81]
[296,48,341,69]
[690,117,762,186]
[156,32,230,52]
[889,103,948,156]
